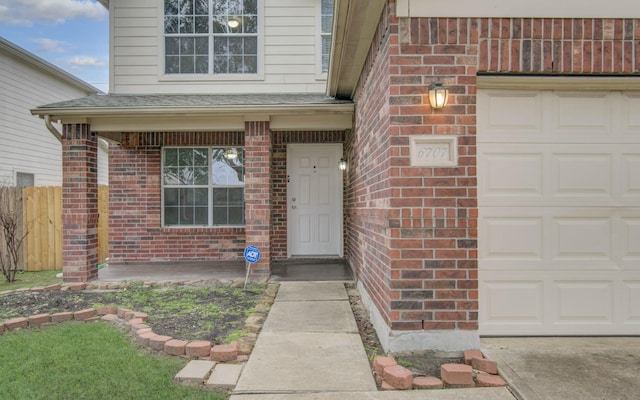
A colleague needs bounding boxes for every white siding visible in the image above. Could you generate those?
[111,0,329,94]
[0,45,107,186]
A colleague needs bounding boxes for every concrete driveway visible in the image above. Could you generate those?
[482,337,640,400]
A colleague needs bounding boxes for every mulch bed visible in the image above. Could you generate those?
[0,285,263,344]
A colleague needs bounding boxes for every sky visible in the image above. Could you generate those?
[0,0,109,92]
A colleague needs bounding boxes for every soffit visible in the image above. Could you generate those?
[327,0,386,100]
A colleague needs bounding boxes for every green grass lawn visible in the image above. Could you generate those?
[0,322,227,400]
[0,269,61,291]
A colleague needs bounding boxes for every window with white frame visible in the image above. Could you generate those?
[162,147,245,226]
[320,0,334,73]
[164,0,258,75]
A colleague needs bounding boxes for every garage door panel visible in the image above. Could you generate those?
[621,218,640,266]
[553,281,614,324]
[480,152,543,198]
[479,91,543,135]
[552,154,612,198]
[621,93,640,134]
[552,218,612,262]
[551,92,612,135]
[622,155,640,197]
[622,282,640,324]
[481,279,544,325]
[481,217,543,262]
[480,144,640,206]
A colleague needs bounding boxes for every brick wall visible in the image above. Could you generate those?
[62,123,99,282]
[345,3,395,327]
[349,0,640,337]
[107,132,246,263]
[244,121,271,279]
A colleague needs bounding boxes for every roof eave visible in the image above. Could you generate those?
[327,0,387,99]
[31,102,355,120]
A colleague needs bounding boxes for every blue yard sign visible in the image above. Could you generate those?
[243,245,260,289]
[244,245,261,264]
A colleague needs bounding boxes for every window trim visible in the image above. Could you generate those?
[161,146,245,228]
[315,0,333,79]
[158,0,265,81]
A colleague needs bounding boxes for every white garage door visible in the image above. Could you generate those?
[478,87,640,335]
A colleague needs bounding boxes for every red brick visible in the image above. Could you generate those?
[149,335,173,351]
[135,328,153,337]
[44,284,62,291]
[380,381,395,391]
[441,363,474,386]
[413,376,443,389]
[101,314,119,322]
[96,306,118,315]
[51,312,74,323]
[472,357,498,374]
[477,374,507,387]
[464,349,483,365]
[164,339,187,356]
[131,323,150,331]
[383,365,413,390]
[30,286,46,292]
[127,318,144,326]
[67,283,86,291]
[4,317,28,330]
[117,308,132,319]
[132,312,148,321]
[28,314,50,327]
[211,344,238,362]
[185,341,212,358]
[137,331,157,347]
[74,308,97,321]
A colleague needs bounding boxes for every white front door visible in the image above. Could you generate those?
[287,144,343,257]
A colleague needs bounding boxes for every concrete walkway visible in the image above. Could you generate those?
[231,282,515,400]
[233,281,377,394]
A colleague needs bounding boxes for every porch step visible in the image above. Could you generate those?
[206,363,245,389]
[175,360,245,390]
[174,360,216,384]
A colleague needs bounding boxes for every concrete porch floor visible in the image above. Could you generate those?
[94,259,353,283]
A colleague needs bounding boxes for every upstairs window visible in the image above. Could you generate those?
[320,0,334,73]
[164,0,258,75]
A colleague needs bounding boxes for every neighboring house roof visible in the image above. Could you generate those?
[0,37,101,95]
[32,93,353,117]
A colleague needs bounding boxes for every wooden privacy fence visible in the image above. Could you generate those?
[15,186,109,271]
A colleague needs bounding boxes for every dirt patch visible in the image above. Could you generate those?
[346,283,465,380]
[0,285,264,344]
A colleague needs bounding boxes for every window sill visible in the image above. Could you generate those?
[158,74,265,82]
[162,226,245,234]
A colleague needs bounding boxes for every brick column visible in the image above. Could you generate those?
[61,123,99,282]
[244,121,271,281]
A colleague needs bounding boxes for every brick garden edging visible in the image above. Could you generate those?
[0,282,279,363]
[373,350,507,391]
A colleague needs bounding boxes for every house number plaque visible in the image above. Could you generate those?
[409,136,458,167]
